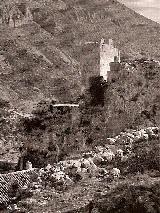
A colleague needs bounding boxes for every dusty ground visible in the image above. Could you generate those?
[10,172,159,213]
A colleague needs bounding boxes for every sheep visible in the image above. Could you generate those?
[116,149,123,158]
[92,154,104,165]
[45,164,52,171]
[146,127,159,138]
[51,171,66,182]
[82,151,95,158]
[106,138,116,145]
[72,160,83,173]
[88,157,98,170]
[110,168,120,179]
[151,127,159,134]
[97,168,109,178]
[101,150,115,162]
[80,158,98,176]
[95,146,104,153]
[125,132,135,139]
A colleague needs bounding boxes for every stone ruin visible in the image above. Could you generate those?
[100,38,121,81]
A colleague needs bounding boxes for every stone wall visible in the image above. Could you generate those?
[0,169,38,205]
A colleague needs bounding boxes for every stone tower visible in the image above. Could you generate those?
[100,38,120,81]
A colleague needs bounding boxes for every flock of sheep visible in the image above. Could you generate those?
[34,127,159,189]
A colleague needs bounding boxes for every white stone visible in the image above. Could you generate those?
[111,168,120,178]
[100,39,120,81]
[45,164,52,171]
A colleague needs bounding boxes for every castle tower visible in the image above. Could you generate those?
[100,38,120,81]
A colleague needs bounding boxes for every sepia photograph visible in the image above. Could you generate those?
[0,0,160,212]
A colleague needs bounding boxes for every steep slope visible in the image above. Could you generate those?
[1,0,160,109]
[0,0,159,144]
[104,58,160,136]
[28,0,160,85]
[0,21,81,111]
[24,0,160,137]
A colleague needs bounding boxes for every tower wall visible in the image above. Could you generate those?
[100,39,120,81]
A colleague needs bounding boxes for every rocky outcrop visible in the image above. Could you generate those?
[104,59,160,136]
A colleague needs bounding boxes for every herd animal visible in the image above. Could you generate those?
[36,127,159,188]
[37,148,119,187]
[107,127,159,150]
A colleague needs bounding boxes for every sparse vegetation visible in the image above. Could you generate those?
[0,0,160,212]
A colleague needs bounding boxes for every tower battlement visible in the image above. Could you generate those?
[100,38,120,81]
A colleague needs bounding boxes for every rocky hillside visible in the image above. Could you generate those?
[0,0,160,111]
[0,1,160,212]
[0,1,82,112]
[104,58,160,136]
[1,126,160,212]
[0,1,159,171]
[28,0,160,83]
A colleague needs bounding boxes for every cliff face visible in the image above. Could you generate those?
[105,59,160,136]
